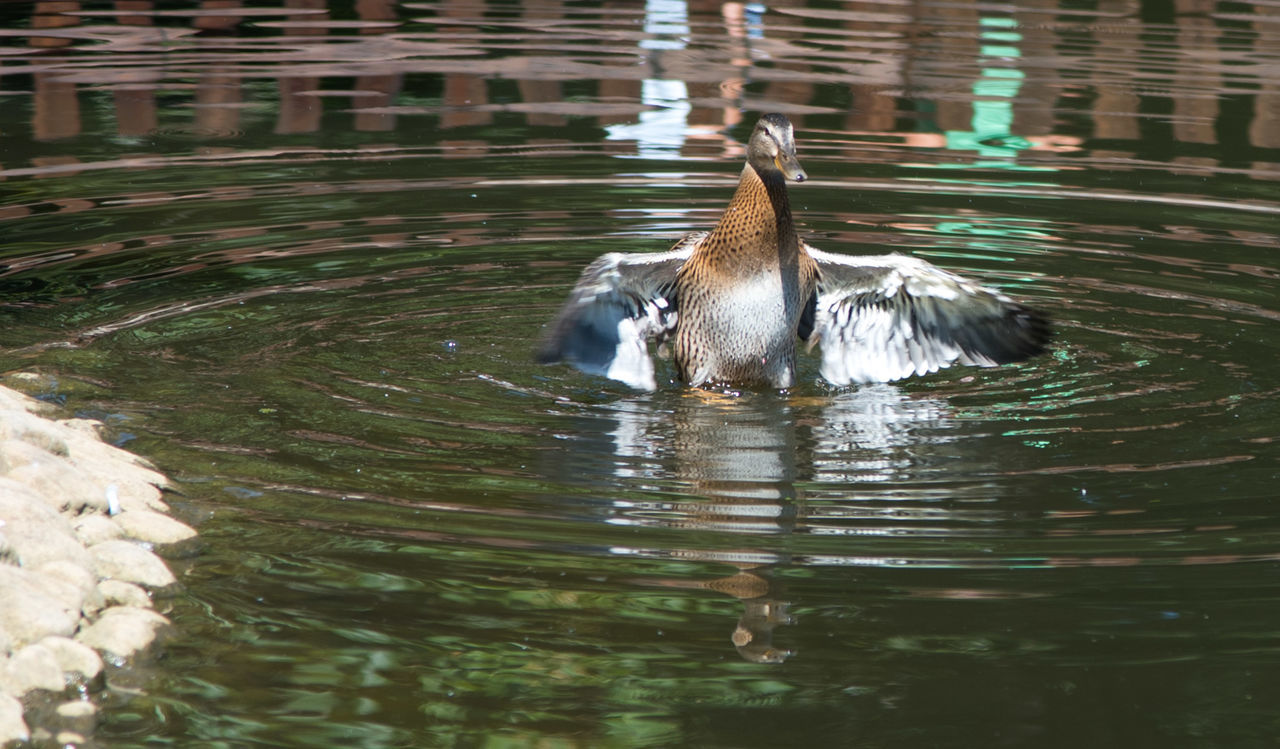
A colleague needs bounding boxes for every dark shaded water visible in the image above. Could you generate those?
[1,0,1279,745]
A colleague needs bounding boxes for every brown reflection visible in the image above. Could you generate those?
[30,0,80,48]
[352,0,402,131]
[114,1,153,28]
[276,0,327,134]
[195,64,243,135]
[1088,14,1142,144]
[114,86,157,137]
[437,0,491,130]
[31,2,81,141]
[1249,8,1280,155]
[1172,6,1217,146]
[0,0,1277,178]
[193,0,245,32]
[33,72,80,141]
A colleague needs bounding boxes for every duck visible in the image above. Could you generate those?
[537,113,1050,391]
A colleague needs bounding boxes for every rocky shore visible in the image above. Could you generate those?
[0,380,194,745]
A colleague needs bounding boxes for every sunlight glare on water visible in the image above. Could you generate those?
[0,0,1278,746]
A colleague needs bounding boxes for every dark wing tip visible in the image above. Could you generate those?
[534,316,569,365]
[534,337,563,365]
[535,312,623,371]
[968,302,1053,365]
[1020,304,1054,358]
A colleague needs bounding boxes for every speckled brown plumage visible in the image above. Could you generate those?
[671,114,818,388]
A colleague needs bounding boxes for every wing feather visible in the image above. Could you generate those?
[537,233,704,390]
[803,243,1050,386]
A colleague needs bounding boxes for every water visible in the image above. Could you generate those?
[1,0,1278,745]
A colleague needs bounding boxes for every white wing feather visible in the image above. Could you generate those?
[537,233,704,390]
[804,243,1049,386]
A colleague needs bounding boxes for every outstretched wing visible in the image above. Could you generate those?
[802,243,1050,386]
[537,233,705,390]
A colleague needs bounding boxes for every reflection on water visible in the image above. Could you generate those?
[605,385,952,501]
[1,0,1279,746]
[602,385,955,662]
[2,0,1278,173]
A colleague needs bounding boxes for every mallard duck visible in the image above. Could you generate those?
[538,113,1050,390]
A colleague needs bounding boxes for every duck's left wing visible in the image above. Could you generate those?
[537,233,704,390]
[802,244,1050,386]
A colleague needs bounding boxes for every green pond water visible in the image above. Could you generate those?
[1,0,1279,746]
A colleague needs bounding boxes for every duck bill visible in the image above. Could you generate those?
[775,151,807,182]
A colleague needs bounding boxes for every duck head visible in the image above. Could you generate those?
[747,113,807,183]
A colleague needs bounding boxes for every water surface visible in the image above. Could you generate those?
[1,0,1279,746]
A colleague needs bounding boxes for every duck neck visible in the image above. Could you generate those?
[703,163,798,270]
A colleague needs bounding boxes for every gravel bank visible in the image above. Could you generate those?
[0,380,194,745]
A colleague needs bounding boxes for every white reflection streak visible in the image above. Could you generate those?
[604,0,691,158]
[639,0,690,49]
[811,385,951,483]
[606,385,953,488]
[608,398,665,481]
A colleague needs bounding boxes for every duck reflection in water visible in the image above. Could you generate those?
[539,113,1050,391]
[591,385,955,663]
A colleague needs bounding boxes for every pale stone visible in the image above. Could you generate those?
[0,409,69,458]
[0,529,14,566]
[59,427,167,495]
[0,693,28,744]
[2,443,103,514]
[0,485,90,569]
[0,566,79,647]
[0,387,167,496]
[59,418,161,472]
[0,383,50,412]
[73,513,124,547]
[55,700,96,719]
[110,480,169,514]
[29,563,92,618]
[0,382,192,742]
[37,559,98,601]
[113,509,196,545]
[2,643,65,695]
[0,437,63,475]
[76,606,170,658]
[54,700,97,742]
[39,637,102,681]
[97,579,151,609]
[0,476,47,508]
[89,540,176,589]
[52,417,103,438]
[0,397,168,516]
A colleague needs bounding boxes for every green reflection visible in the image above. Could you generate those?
[924,16,1056,172]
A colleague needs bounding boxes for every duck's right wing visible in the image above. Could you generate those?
[536,232,704,390]
[803,245,1051,385]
